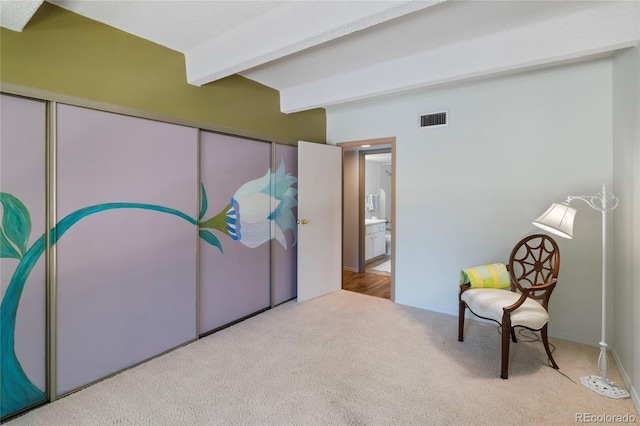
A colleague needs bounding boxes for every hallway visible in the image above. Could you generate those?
[342,256,390,299]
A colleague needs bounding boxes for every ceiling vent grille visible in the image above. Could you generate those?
[420,111,447,128]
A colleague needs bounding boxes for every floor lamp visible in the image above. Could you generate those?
[532,183,630,399]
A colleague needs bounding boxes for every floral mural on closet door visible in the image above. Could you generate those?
[198,160,298,251]
[0,161,297,417]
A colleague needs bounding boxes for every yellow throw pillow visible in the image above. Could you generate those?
[460,263,510,289]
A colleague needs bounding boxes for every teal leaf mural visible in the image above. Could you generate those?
[199,182,208,220]
[198,230,223,253]
[0,193,32,259]
[0,229,22,259]
[1,162,298,418]
[1,198,198,417]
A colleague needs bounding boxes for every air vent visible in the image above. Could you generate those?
[420,111,447,128]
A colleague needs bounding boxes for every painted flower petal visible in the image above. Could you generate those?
[201,161,298,250]
[273,223,287,249]
[236,219,272,248]
[233,169,270,201]
[225,198,241,240]
[233,193,277,224]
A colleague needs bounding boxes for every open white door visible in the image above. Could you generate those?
[297,141,342,302]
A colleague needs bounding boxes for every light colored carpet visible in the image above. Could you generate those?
[7,290,638,426]
[372,260,391,273]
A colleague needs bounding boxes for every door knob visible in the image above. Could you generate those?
[297,218,309,225]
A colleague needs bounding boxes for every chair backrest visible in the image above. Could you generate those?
[508,234,560,305]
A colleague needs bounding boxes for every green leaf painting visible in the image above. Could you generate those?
[1,162,298,418]
[0,229,22,259]
[0,193,32,259]
[1,201,196,418]
[198,230,223,253]
[199,182,208,220]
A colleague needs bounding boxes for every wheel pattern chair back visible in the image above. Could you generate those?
[458,234,560,379]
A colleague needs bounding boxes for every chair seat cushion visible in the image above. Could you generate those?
[461,288,549,330]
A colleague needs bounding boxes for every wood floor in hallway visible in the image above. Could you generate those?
[342,256,390,299]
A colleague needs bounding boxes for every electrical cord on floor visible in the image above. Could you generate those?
[496,326,578,384]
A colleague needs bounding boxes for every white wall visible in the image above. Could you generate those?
[364,159,381,219]
[612,46,640,408]
[379,163,392,224]
[327,59,613,345]
[343,151,360,272]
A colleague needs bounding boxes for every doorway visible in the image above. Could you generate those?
[337,138,395,301]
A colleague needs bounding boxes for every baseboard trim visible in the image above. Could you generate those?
[612,348,640,412]
[394,298,457,317]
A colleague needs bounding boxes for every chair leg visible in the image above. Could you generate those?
[541,324,559,370]
[458,301,465,342]
[501,320,511,379]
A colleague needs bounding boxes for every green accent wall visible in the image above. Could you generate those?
[0,3,325,144]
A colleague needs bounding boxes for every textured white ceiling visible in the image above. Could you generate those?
[262,0,640,112]
[2,0,639,113]
[49,0,287,52]
[242,0,593,89]
[0,0,43,31]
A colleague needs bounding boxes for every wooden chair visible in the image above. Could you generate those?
[458,234,560,379]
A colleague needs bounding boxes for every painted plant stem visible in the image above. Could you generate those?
[1,202,196,417]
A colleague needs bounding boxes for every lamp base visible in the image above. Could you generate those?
[580,375,630,399]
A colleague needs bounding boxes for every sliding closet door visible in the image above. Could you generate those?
[55,105,198,395]
[273,144,298,305]
[199,132,271,333]
[0,95,47,418]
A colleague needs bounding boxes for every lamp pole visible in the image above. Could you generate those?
[599,193,608,384]
[565,184,628,399]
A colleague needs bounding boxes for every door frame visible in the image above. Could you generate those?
[337,137,396,301]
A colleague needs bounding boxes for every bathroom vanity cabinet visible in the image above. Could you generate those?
[365,221,386,261]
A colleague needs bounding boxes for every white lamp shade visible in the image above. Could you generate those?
[532,202,576,239]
